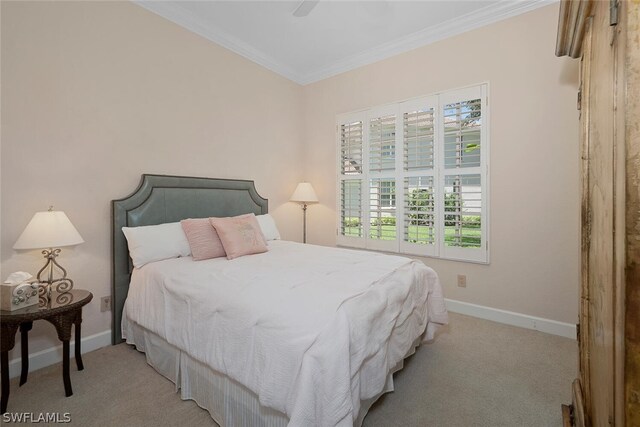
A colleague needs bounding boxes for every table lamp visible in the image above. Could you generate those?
[13,207,84,300]
[290,182,318,244]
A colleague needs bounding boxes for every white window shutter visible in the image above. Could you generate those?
[368,178,396,241]
[439,85,488,263]
[340,121,363,175]
[336,84,489,263]
[403,108,435,171]
[369,115,396,172]
[400,176,438,257]
[337,113,367,248]
[339,179,363,236]
[399,96,438,257]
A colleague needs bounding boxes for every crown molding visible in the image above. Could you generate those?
[135,0,556,86]
[300,0,556,84]
[134,1,304,84]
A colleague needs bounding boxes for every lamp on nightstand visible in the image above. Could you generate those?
[13,207,84,300]
[290,182,318,244]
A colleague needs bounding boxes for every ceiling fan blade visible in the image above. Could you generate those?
[293,0,319,17]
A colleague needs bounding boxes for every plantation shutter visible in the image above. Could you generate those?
[340,121,363,175]
[337,114,366,248]
[443,175,482,247]
[336,84,488,263]
[369,178,396,240]
[439,85,488,263]
[340,180,363,237]
[369,115,396,172]
[404,108,435,171]
[365,107,400,252]
[403,176,435,243]
[399,97,438,257]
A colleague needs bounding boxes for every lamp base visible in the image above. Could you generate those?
[302,203,308,244]
[36,248,74,305]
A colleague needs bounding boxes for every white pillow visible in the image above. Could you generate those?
[256,214,281,241]
[122,222,191,268]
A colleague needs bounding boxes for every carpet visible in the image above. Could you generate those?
[2,313,576,426]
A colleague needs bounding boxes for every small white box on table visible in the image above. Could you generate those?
[1,272,40,311]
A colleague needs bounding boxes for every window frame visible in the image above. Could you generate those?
[335,83,490,264]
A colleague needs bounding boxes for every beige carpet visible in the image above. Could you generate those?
[3,313,576,426]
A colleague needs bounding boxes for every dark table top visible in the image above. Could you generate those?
[0,289,93,322]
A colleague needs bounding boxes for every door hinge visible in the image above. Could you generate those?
[610,0,619,26]
[576,322,580,342]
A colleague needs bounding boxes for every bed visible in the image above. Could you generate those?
[112,174,448,427]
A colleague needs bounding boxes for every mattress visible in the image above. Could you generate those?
[123,241,448,426]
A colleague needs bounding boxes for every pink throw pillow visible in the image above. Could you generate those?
[209,214,268,260]
[180,218,226,261]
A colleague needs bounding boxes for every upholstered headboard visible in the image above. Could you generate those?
[111,174,268,344]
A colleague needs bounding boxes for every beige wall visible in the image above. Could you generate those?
[0,1,580,363]
[1,1,304,356]
[301,4,581,324]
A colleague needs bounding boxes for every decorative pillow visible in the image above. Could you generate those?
[180,218,226,261]
[256,214,281,241]
[122,222,191,268]
[209,214,268,260]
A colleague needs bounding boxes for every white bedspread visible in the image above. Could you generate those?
[123,241,448,426]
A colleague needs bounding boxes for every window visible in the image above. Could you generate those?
[336,84,489,263]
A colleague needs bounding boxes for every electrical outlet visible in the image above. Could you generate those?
[101,296,112,312]
[457,274,467,288]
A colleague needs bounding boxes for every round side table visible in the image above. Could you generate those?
[0,289,93,414]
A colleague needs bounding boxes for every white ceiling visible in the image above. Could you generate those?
[136,1,554,85]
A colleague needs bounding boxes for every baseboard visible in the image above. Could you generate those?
[445,298,577,339]
[8,330,111,379]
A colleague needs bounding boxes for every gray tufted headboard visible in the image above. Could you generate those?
[111,174,268,344]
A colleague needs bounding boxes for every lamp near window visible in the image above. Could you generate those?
[13,207,84,301]
[290,182,318,244]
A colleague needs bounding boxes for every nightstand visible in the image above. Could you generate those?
[0,289,93,414]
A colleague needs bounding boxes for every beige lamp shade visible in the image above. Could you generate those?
[13,210,84,250]
[290,182,319,204]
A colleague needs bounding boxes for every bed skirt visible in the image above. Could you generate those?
[123,319,420,427]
